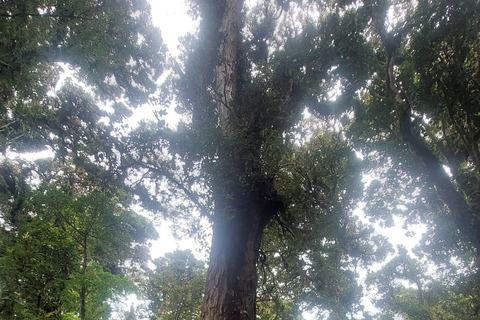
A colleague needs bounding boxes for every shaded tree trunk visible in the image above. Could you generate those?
[201,207,271,320]
[200,146,284,319]
[197,1,286,319]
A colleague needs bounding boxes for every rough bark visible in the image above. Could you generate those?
[199,1,286,319]
[200,207,271,320]
[214,0,243,129]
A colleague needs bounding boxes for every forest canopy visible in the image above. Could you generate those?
[1,0,480,319]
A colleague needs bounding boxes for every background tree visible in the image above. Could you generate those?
[0,159,158,319]
[344,0,480,251]
[367,246,480,320]
[144,250,206,320]
[256,119,392,319]
[342,0,480,317]
[0,0,165,318]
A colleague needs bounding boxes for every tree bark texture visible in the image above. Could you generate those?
[199,1,287,319]
[214,0,243,129]
[200,207,270,320]
[200,151,284,320]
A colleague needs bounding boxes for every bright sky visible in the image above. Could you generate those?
[142,0,204,261]
[113,4,202,317]
[149,0,198,56]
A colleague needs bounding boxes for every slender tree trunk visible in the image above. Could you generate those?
[80,235,87,320]
[37,291,42,310]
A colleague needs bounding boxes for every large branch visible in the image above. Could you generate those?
[0,12,93,20]
[383,33,480,252]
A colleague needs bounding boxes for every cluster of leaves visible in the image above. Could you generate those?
[0,158,158,319]
[342,0,480,318]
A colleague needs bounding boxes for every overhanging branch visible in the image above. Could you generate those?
[0,12,94,20]
[125,156,212,220]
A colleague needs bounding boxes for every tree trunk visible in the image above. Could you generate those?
[80,235,87,320]
[199,1,284,319]
[214,0,243,129]
[200,207,270,320]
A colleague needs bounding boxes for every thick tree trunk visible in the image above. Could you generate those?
[199,1,284,319]
[200,208,270,320]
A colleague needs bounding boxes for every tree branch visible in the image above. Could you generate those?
[125,156,213,219]
[374,7,480,253]
[0,12,93,20]
[274,214,294,238]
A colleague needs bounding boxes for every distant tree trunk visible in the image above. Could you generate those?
[80,235,87,320]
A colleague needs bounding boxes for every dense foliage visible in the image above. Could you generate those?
[0,0,163,318]
[1,0,480,319]
[144,250,206,320]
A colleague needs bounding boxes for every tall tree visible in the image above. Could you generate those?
[124,1,385,319]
